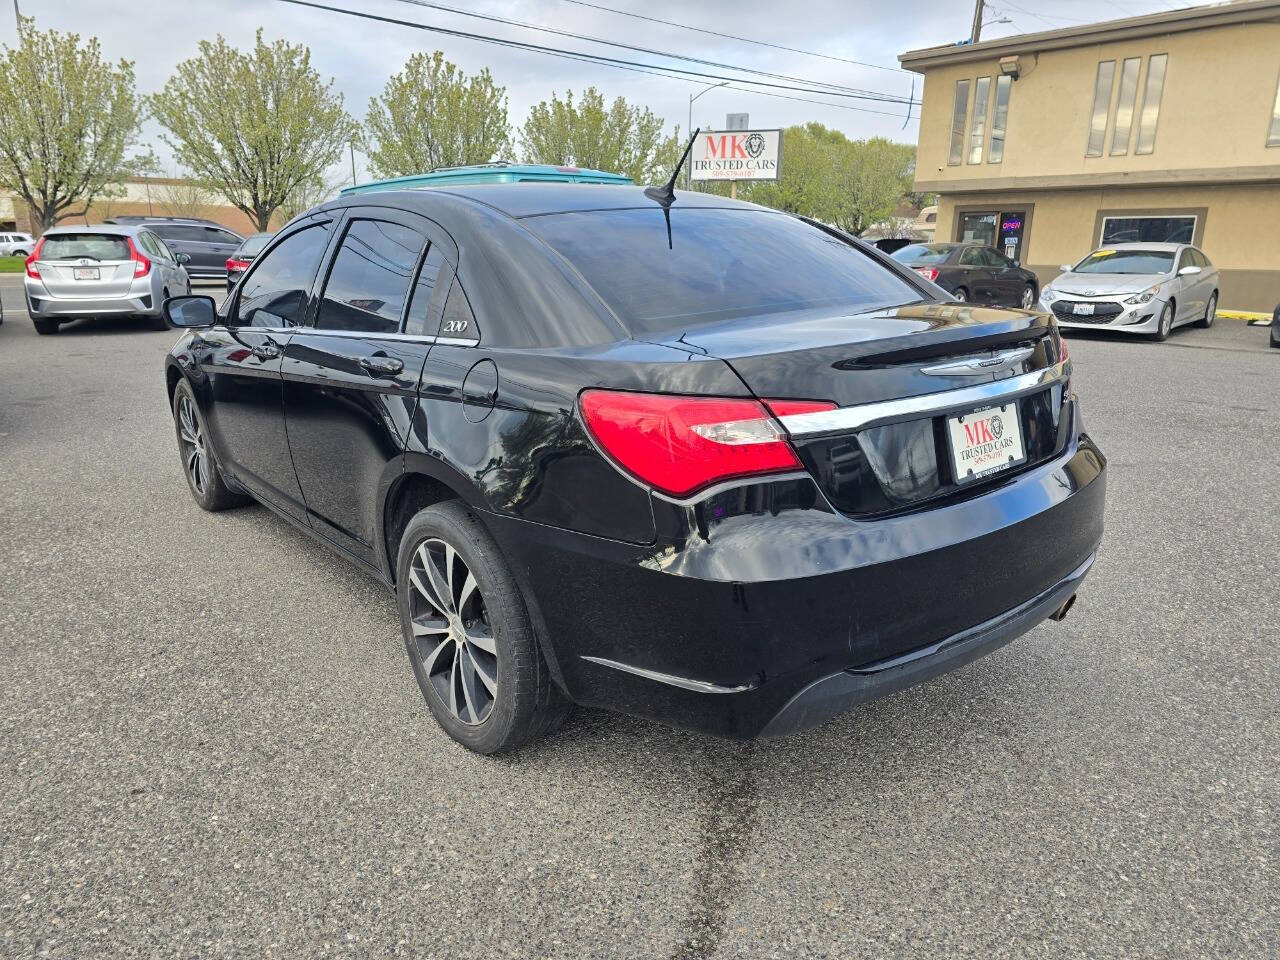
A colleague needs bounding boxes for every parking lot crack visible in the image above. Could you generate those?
[668,741,759,960]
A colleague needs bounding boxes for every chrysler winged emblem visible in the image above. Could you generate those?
[921,346,1035,377]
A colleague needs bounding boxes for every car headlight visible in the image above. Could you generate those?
[1040,288,1058,304]
[1124,284,1161,305]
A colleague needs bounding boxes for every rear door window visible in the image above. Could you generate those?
[235,222,332,328]
[959,247,986,266]
[39,234,131,261]
[205,227,241,245]
[315,219,425,334]
[403,245,448,336]
[524,208,918,335]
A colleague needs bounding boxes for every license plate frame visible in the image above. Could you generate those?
[73,267,100,281]
[946,401,1026,485]
[1071,302,1095,315]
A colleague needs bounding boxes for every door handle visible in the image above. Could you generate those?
[251,341,280,360]
[359,354,404,377]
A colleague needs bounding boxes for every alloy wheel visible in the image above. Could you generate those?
[1161,305,1172,337]
[407,537,498,725]
[1205,294,1216,327]
[954,288,967,302]
[1021,286,1035,309]
[177,395,209,495]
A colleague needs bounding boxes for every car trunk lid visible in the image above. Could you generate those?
[657,302,1071,516]
[33,233,137,300]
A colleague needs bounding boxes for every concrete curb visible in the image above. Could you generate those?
[1217,309,1273,325]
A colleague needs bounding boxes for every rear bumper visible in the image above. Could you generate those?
[758,551,1093,737]
[25,277,160,317]
[483,413,1107,739]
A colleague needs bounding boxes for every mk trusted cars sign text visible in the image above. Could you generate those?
[690,129,782,182]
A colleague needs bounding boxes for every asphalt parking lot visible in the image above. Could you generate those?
[1,273,1276,959]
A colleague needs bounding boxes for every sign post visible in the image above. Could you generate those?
[689,128,782,199]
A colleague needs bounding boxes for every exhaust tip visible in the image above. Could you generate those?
[1048,594,1077,622]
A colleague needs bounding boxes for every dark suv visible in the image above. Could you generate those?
[160,185,1106,754]
[105,217,242,279]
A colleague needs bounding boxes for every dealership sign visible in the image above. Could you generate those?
[690,129,782,182]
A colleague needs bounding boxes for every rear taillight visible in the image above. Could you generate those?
[24,237,44,279]
[127,237,151,278]
[579,391,834,498]
[914,266,940,282]
[227,258,249,272]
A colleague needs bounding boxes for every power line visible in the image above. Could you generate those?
[276,0,919,105]
[389,0,905,100]
[559,0,907,75]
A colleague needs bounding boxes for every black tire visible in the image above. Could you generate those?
[1020,283,1037,310]
[397,501,569,754]
[12,249,28,258]
[1271,320,1279,349]
[32,317,59,335]
[953,287,969,303]
[171,378,248,511]
[1151,301,1173,341]
[1198,292,1217,329]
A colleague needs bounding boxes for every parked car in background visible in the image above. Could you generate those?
[1040,243,1219,341]
[890,242,1040,309]
[0,232,34,257]
[160,184,1105,753]
[226,232,274,291]
[105,216,243,280]
[24,224,191,334]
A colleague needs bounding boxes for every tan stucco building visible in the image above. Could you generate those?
[900,0,1280,310]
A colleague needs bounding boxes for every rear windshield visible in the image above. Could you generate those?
[525,208,919,334]
[39,234,131,261]
[1073,249,1174,274]
[891,243,952,264]
[238,234,273,256]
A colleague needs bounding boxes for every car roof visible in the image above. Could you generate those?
[40,224,147,236]
[329,182,768,221]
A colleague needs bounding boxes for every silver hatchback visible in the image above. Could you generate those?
[24,224,191,335]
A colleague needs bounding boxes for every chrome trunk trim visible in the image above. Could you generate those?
[778,360,1069,438]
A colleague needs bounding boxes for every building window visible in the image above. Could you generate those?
[988,75,1012,163]
[1100,214,1195,245]
[967,77,991,164]
[949,79,970,165]
[1268,72,1280,147]
[1135,54,1168,154]
[1086,60,1116,157]
[1109,57,1141,155]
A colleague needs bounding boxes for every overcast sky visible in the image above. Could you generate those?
[9,0,1213,182]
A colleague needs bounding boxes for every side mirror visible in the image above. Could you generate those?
[1059,264,1072,272]
[175,252,192,265]
[1012,259,1021,267]
[164,294,217,329]
[1178,265,1202,276]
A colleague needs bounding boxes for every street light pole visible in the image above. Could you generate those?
[687,81,727,190]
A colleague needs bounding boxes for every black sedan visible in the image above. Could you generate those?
[161,185,1106,753]
[225,232,274,291]
[892,242,1040,309]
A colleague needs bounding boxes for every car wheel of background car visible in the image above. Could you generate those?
[953,287,968,303]
[1271,310,1280,348]
[396,501,569,754]
[148,289,172,331]
[1198,292,1217,329]
[12,249,27,258]
[32,318,59,335]
[1151,302,1173,342]
[1020,284,1036,310]
[172,379,248,511]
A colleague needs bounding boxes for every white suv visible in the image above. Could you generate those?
[0,232,34,257]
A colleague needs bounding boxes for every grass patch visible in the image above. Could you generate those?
[0,257,27,273]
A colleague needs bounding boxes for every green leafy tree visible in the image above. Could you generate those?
[0,17,146,232]
[150,30,353,231]
[741,124,916,235]
[276,173,342,226]
[519,88,673,184]
[363,52,510,178]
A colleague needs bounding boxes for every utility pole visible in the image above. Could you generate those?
[14,0,22,31]
[687,81,727,190]
[970,0,984,43]
[349,141,358,186]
